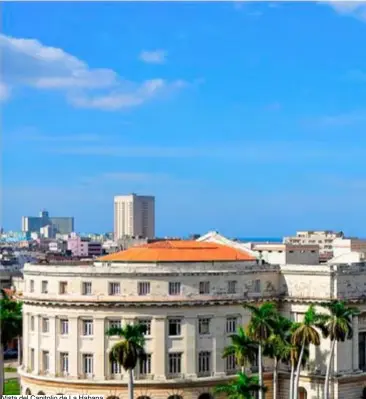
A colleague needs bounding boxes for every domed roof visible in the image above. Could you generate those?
[98,240,255,263]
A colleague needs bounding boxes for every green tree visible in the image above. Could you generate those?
[214,371,264,399]
[263,315,293,399]
[291,305,321,399]
[288,339,309,399]
[317,301,359,399]
[0,289,23,396]
[105,323,146,399]
[243,302,278,399]
[223,327,258,373]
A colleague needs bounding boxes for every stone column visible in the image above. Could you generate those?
[352,315,359,371]
[22,313,29,369]
[49,316,57,376]
[153,317,166,380]
[213,316,226,376]
[93,317,106,379]
[34,315,41,374]
[184,317,197,378]
[69,316,79,378]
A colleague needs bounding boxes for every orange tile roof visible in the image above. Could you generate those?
[98,240,255,263]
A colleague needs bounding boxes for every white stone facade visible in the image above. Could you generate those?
[18,257,366,399]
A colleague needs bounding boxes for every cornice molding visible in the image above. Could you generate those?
[23,269,278,278]
[20,296,280,308]
[19,295,366,309]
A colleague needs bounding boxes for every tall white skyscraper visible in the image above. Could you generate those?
[114,194,155,240]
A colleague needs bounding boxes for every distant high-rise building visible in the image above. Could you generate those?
[283,230,344,261]
[114,194,155,240]
[22,209,74,235]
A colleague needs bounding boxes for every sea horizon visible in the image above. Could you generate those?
[236,237,283,243]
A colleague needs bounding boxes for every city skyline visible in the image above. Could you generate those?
[2,2,366,236]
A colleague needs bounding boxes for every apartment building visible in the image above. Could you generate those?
[283,230,344,260]
[114,194,155,240]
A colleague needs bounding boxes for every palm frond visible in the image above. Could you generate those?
[105,323,146,371]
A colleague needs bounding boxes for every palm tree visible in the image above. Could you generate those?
[0,289,23,396]
[263,315,293,399]
[105,323,147,399]
[291,305,321,399]
[214,371,265,399]
[223,327,258,373]
[317,300,360,399]
[288,339,309,399]
[243,302,278,399]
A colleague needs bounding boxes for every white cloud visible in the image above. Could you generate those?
[265,102,281,111]
[139,50,167,64]
[12,132,102,143]
[307,110,366,127]
[70,79,168,110]
[101,172,168,182]
[0,34,186,109]
[43,141,366,166]
[325,2,366,21]
[0,34,118,90]
[346,69,366,82]
[0,81,10,101]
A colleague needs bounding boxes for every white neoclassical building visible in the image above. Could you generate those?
[18,239,366,399]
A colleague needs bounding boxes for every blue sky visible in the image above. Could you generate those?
[2,1,366,237]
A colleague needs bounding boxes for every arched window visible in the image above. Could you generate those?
[106,396,119,399]
[298,387,307,399]
[25,388,31,395]
[198,394,212,399]
[38,391,46,395]
[137,396,151,399]
[168,396,183,399]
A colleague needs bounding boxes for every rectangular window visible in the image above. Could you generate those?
[253,279,261,293]
[169,282,181,296]
[42,318,49,333]
[139,354,152,375]
[225,353,237,373]
[198,351,211,375]
[82,282,92,295]
[83,320,93,336]
[42,351,49,373]
[109,320,121,330]
[59,281,68,294]
[168,318,182,336]
[30,316,35,331]
[60,319,69,335]
[110,360,121,374]
[359,332,366,371]
[83,354,93,375]
[226,317,237,334]
[30,280,34,293]
[30,348,35,371]
[138,282,150,296]
[138,319,151,336]
[168,353,182,375]
[228,280,237,294]
[60,352,69,373]
[199,281,210,295]
[198,318,211,335]
[109,282,120,295]
[41,280,48,294]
